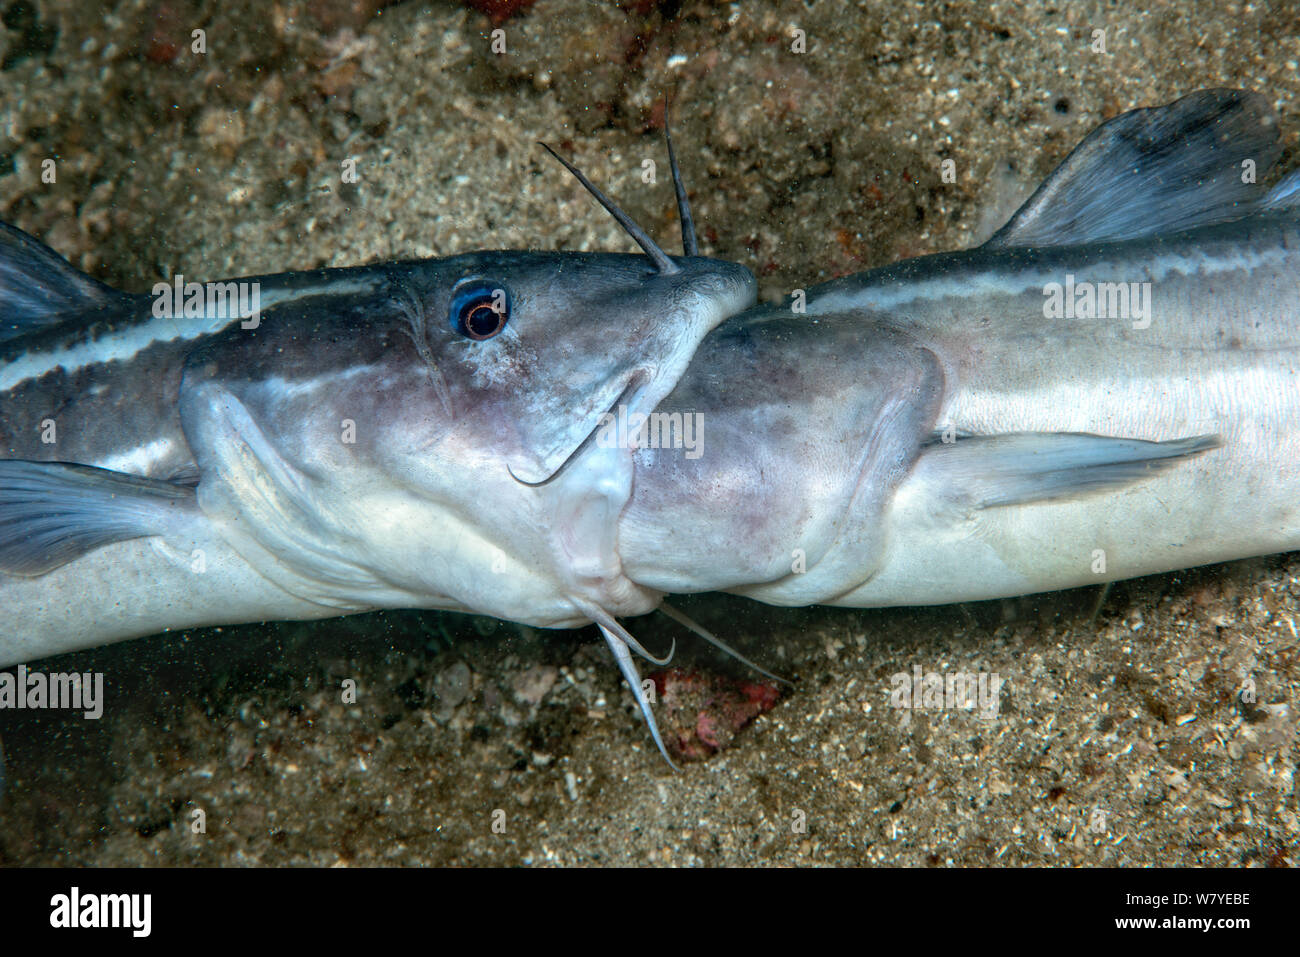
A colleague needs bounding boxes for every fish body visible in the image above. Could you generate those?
[619,214,1300,605]
[619,90,1300,614]
[0,201,756,667]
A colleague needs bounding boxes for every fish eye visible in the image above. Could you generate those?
[450,280,511,340]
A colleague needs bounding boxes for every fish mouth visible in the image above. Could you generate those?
[507,371,647,488]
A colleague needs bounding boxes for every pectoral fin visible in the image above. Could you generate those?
[0,460,196,576]
[921,432,1220,511]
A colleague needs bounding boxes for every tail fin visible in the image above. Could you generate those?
[0,221,131,342]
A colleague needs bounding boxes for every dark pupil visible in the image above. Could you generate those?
[464,301,502,338]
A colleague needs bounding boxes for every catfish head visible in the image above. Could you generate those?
[178,160,755,636]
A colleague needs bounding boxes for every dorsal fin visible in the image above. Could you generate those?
[983,89,1281,250]
[1263,167,1300,212]
[0,221,130,342]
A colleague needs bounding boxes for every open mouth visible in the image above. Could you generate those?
[508,371,647,488]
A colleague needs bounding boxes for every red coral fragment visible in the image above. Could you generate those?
[649,667,782,762]
[141,1,184,64]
